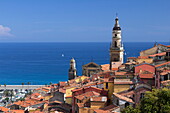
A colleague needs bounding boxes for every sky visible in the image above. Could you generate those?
[0,0,170,42]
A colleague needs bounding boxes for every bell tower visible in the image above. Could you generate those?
[68,58,77,80]
[110,16,124,69]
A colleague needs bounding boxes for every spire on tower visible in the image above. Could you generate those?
[113,14,121,30]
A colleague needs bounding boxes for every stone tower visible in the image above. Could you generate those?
[68,58,77,80]
[110,16,124,70]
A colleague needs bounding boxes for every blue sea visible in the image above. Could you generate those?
[0,42,168,85]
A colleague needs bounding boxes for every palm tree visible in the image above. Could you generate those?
[27,82,30,93]
[4,84,6,90]
[49,82,52,86]
[21,83,24,92]
[45,84,47,87]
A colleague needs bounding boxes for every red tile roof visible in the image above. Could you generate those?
[114,81,133,85]
[113,93,134,103]
[112,68,118,71]
[59,81,67,86]
[161,80,170,86]
[0,107,9,112]
[149,52,166,57]
[138,56,149,59]
[128,57,137,59]
[155,61,170,68]
[75,91,100,100]
[77,103,84,108]
[59,88,66,93]
[101,104,119,111]
[160,70,170,75]
[101,64,110,71]
[10,110,25,113]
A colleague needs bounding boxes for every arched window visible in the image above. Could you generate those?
[114,41,117,47]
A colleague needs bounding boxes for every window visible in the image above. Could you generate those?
[114,41,117,47]
[106,83,108,89]
[158,56,162,60]
[116,99,119,105]
[115,34,117,37]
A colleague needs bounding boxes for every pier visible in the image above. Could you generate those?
[0,85,45,90]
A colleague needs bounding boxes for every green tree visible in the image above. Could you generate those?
[122,88,170,113]
[122,105,140,113]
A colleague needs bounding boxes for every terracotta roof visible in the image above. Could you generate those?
[90,96,107,102]
[128,57,137,59]
[112,68,118,71]
[75,91,100,100]
[53,100,62,104]
[59,81,67,86]
[59,88,66,93]
[115,71,133,76]
[104,77,114,82]
[101,104,119,111]
[158,44,170,48]
[113,93,134,103]
[160,70,170,75]
[12,99,47,108]
[149,52,166,57]
[155,61,170,68]
[77,103,84,108]
[0,107,9,112]
[119,90,135,98]
[10,110,25,113]
[72,86,102,92]
[138,56,149,59]
[101,64,110,71]
[161,80,170,86]
[65,95,72,98]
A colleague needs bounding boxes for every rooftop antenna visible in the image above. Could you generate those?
[116,13,118,17]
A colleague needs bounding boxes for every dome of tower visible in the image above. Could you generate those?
[70,58,75,63]
[113,26,121,30]
[113,17,121,30]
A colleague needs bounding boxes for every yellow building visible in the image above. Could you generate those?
[65,76,90,104]
[103,77,114,101]
[65,87,76,104]
[114,84,131,93]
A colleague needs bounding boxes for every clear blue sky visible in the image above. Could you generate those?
[0,0,170,42]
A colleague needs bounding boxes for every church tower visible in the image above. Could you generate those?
[68,58,77,80]
[110,16,124,70]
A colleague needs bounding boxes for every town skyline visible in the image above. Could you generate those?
[0,0,170,42]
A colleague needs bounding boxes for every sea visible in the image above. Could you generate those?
[0,42,168,85]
